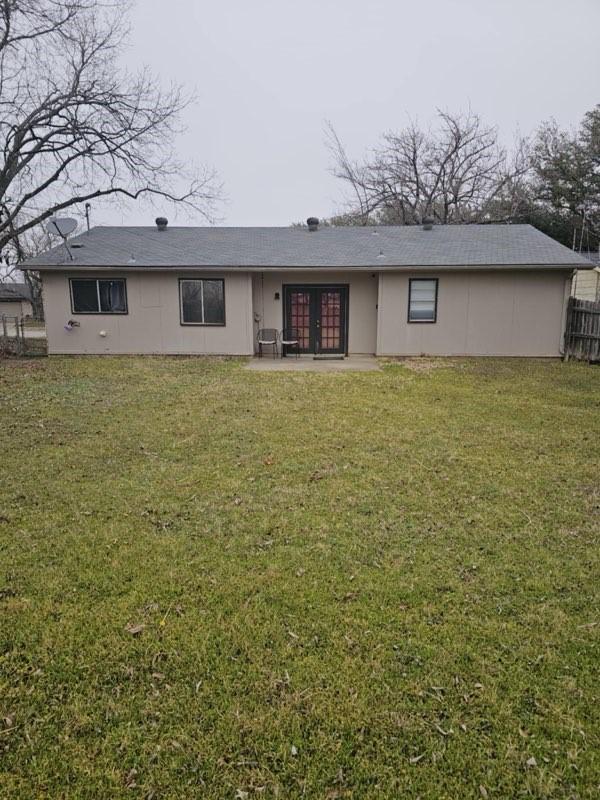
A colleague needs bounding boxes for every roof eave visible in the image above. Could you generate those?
[25,262,582,272]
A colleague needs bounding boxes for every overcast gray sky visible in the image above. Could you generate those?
[100,0,600,228]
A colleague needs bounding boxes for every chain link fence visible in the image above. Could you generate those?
[1,315,47,357]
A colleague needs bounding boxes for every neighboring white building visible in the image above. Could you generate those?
[22,221,592,358]
[0,282,33,318]
[572,253,600,302]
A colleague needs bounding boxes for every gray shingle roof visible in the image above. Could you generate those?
[22,223,591,270]
[0,281,31,300]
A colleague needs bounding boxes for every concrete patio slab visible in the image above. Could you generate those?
[245,355,381,372]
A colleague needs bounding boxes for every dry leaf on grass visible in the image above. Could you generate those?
[124,768,137,788]
[125,622,144,636]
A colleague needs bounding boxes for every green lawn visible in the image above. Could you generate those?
[1,356,599,799]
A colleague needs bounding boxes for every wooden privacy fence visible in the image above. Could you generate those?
[564,297,600,362]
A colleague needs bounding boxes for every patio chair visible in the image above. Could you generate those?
[280,327,300,358]
[257,328,279,358]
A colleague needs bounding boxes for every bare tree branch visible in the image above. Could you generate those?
[327,110,530,226]
[0,0,222,253]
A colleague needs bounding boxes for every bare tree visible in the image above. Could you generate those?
[0,0,222,256]
[326,110,529,226]
[1,225,49,317]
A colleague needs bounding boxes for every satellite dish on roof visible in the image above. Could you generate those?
[46,217,77,237]
[46,217,77,261]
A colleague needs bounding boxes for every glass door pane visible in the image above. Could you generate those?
[319,290,341,351]
[289,291,311,351]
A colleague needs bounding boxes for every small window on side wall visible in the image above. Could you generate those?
[70,279,127,313]
[408,278,438,323]
[180,279,225,325]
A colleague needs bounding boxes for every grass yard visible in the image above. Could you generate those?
[1,356,599,799]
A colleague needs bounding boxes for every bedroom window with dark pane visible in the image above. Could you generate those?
[180,279,225,325]
[70,279,127,313]
[408,278,438,323]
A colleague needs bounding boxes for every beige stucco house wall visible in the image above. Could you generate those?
[252,267,571,357]
[40,264,572,358]
[41,270,254,355]
[377,269,571,357]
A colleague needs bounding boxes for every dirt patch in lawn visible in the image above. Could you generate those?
[383,356,462,373]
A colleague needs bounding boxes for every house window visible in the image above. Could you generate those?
[179,279,225,325]
[70,279,127,314]
[408,278,438,323]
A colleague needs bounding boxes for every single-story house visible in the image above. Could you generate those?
[22,219,592,357]
[0,281,33,318]
[572,252,600,302]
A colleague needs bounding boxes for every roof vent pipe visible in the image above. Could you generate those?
[422,216,434,231]
[306,217,319,232]
[155,217,168,231]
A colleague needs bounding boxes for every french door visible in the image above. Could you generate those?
[284,285,348,355]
